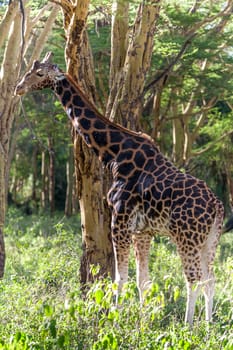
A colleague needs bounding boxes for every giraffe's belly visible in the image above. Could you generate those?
[131,207,171,237]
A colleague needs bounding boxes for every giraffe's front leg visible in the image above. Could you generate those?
[112,222,131,305]
[132,233,152,303]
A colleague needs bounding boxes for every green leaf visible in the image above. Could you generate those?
[95,289,104,304]
[173,286,180,302]
[43,304,53,317]
[49,319,57,338]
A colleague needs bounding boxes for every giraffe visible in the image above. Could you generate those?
[15,52,233,325]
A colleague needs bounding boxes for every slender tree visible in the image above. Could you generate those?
[106,0,161,129]
[54,0,114,282]
[0,0,59,277]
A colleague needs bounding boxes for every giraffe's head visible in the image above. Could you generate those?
[15,52,64,96]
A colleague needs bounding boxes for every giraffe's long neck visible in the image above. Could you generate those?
[53,74,124,164]
[52,74,160,175]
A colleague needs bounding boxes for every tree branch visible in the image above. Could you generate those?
[144,32,197,92]
[190,0,233,34]
[50,0,74,18]
[27,4,60,68]
[0,0,18,50]
[19,0,26,62]
[145,1,233,93]
[192,130,233,156]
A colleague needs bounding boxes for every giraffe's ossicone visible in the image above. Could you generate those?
[15,52,233,325]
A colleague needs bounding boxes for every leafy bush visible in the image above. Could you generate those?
[0,208,232,349]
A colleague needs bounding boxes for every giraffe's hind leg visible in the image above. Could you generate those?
[183,248,216,325]
[202,267,215,322]
[177,245,202,325]
[132,233,152,303]
[185,279,201,325]
[200,221,221,322]
[183,251,212,324]
[183,257,202,325]
[199,250,215,322]
[179,226,220,325]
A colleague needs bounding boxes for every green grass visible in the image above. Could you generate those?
[0,207,232,349]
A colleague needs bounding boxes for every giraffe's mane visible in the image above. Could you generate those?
[64,73,155,145]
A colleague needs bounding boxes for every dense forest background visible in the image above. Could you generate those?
[0,0,233,348]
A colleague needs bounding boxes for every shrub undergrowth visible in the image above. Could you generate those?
[0,207,232,349]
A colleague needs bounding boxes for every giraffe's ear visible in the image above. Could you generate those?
[42,52,54,63]
[32,60,40,70]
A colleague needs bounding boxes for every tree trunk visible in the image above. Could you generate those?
[0,1,59,277]
[48,138,55,215]
[172,118,185,166]
[0,0,19,50]
[224,162,233,210]
[74,137,113,283]
[106,0,129,119]
[106,0,161,129]
[0,4,22,277]
[0,161,6,278]
[0,228,5,279]
[171,95,185,166]
[32,145,38,204]
[41,150,48,211]
[60,0,114,282]
[65,145,74,217]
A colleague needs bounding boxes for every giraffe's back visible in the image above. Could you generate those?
[135,159,224,243]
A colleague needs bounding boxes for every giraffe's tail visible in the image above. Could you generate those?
[222,214,233,234]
